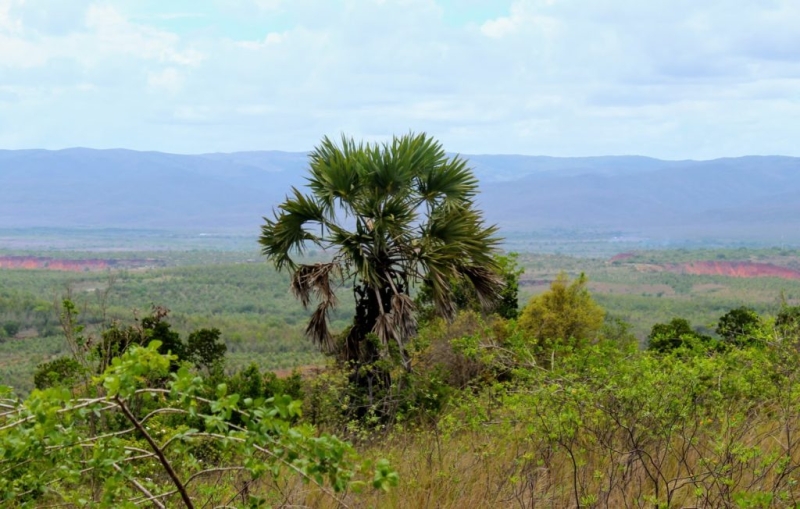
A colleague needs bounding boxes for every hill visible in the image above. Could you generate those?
[2,149,799,243]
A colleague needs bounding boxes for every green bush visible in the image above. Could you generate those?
[647,317,717,354]
[33,357,84,390]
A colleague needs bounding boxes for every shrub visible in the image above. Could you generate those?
[647,317,717,353]
[518,272,605,349]
[33,357,85,390]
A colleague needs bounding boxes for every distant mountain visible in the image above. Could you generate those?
[479,155,800,241]
[0,148,307,231]
[1,148,799,242]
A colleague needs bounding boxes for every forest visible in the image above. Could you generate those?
[2,134,800,507]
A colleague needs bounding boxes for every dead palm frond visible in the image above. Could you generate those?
[306,303,335,353]
[391,293,417,341]
[291,263,341,351]
[290,262,340,308]
[460,265,504,310]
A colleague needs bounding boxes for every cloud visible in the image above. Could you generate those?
[6,0,92,35]
[0,0,17,32]
[0,0,799,159]
[253,0,284,10]
[0,4,204,69]
[480,1,558,39]
[147,67,184,94]
[83,5,204,66]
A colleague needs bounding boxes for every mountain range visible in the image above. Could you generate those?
[2,148,799,243]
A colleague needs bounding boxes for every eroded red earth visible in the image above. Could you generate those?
[0,256,161,272]
[613,254,800,281]
[666,261,800,280]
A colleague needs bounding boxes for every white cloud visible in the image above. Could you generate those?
[0,0,21,33]
[253,0,284,10]
[236,30,286,49]
[83,5,204,66]
[480,16,516,38]
[0,34,44,67]
[147,67,184,94]
[480,1,559,39]
[1,0,799,158]
[0,4,203,69]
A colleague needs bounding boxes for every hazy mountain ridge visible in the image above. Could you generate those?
[1,148,799,242]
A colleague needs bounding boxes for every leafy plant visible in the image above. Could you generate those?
[518,272,605,350]
[0,342,395,508]
[647,317,716,353]
[716,306,764,347]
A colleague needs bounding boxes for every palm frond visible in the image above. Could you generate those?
[290,262,340,308]
[307,135,364,216]
[290,262,341,353]
[259,187,326,269]
[390,293,417,341]
[425,205,501,266]
[306,304,335,353]
[418,256,457,319]
[417,154,478,206]
[373,312,395,349]
[459,265,504,310]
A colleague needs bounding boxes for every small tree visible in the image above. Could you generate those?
[2,321,19,338]
[185,327,227,374]
[716,306,763,347]
[776,305,800,339]
[647,317,715,353]
[494,252,524,319]
[33,357,85,390]
[518,272,605,348]
[0,343,396,507]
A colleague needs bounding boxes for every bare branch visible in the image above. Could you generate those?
[114,396,195,509]
[113,463,166,509]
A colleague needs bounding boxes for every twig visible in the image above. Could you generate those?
[114,396,195,509]
[191,432,351,509]
[113,463,166,509]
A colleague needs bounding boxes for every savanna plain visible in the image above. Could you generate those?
[2,236,800,507]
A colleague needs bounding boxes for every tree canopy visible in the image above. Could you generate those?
[518,272,605,347]
[647,317,714,353]
[716,306,763,347]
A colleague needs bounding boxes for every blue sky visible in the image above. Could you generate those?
[1,0,799,159]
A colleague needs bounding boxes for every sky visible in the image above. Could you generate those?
[1,0,799,159]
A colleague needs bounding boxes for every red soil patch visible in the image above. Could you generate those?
[664,261,800,280]
[0,256,162,272]
[610,252,636,262]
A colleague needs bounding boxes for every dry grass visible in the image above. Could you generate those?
[260,340,800,508]
[254,406,800,508]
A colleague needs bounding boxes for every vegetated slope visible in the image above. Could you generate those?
[2,149,800,242]
[0,257,329,393]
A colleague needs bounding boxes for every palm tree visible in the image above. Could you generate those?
[259,133,502,375]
